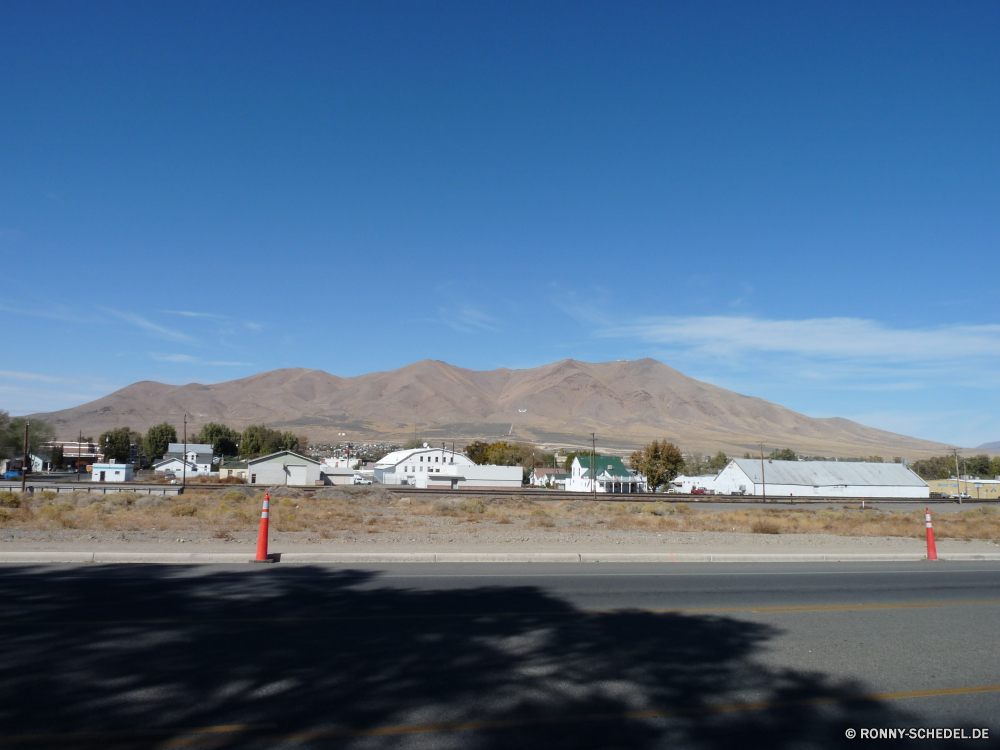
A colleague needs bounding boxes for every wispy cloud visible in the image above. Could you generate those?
[149,353,250,366]
[162,310,228,320]
[0,301,97,325]
[104,310,195,343]
[440,305,499,333]
[603,316,1000,363]
[0,370,80,385]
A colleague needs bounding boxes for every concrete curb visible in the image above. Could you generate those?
[1,551,1000,564]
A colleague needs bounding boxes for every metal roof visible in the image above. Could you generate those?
[576,455,634,479]
[168,443,214,454]
[730,459,928,487]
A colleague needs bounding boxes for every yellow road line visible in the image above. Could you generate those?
[6,685,1000,746]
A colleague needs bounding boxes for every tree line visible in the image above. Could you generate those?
[94,422,305,464]
[912,454,1000,480]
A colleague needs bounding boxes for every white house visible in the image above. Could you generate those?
[566,455,646,493]
[158,443,214,476]
[374,445,521,489]
[153,457,203,478]
[712,458,930,498]
[91,463,134,482]
[247,451,322,486]
[530,467,570,489]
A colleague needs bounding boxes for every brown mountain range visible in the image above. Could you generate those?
[28,358,956,457]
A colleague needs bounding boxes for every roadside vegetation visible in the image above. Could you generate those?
[0,488,998,542]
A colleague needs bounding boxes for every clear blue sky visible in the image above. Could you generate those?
[2,1,998,448]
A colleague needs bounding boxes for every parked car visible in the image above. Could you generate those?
[2,470,21,480]
[691,488,707,494]
[351,474,373,485]
[730,489,746,496]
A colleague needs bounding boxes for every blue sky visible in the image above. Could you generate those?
[1,1,998,448]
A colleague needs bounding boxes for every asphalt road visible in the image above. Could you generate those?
[1,563,999,749]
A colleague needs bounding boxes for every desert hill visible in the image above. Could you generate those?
[27,358,957,457]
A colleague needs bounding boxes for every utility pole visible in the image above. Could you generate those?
[77,430,82,483]
[591,433,597,501]
[759,442,767,503]
[954,448,961,504]
[21,422,29,493]
[183,414,188,488]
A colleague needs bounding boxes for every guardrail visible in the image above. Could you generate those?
[0,481,970,504]
[0,481,182,496]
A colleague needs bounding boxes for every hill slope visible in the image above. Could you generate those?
[27,358,957,456]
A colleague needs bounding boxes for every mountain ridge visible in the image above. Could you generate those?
[26,358,959,456]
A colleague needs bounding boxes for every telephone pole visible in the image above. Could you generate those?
[591,433,597,501]
[759,442,767,503]
[21,422,29,493]
[954,448,962,504]
[183,414,188,488]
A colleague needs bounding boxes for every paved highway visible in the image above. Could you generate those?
[0,562,998,748]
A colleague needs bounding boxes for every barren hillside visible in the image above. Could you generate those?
[27,359,957,457]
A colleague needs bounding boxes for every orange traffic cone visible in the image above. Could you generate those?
[925,507,938,561]
[253,491,274,563]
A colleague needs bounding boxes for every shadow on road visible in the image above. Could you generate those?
[0,565,968,748]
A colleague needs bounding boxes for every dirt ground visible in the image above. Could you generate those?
[2,486,1000,554]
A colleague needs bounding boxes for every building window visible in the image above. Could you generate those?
[420,456,423,462]
[434,456,438,463]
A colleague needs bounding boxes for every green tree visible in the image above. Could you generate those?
[239,425,298,458]
[0,414,56,460]
[144,423,178,461]
[464,440,535,467]
[867,456,884,463]
[707,451,729,473]
[51,445,64,469]
[630,440,685,492]
[99,426,140,464]
[194,423,240,457]
[768,448,798,462]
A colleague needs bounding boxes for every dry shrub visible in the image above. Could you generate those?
[0,492,21,508]
[529,508,550,518]
[221,491,248,503]
[38,491,59,501]
[750,518,782,534]
[674,503,692,515]
[0,509,12,523]
[457,499,486,514]
[170,505,198,517]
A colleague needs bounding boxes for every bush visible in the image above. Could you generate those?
[222,491,247,503]
[170,504,198,517]
[0,492,21,508]
[457,499,486,514]
[0,509,11,523]
[750,518,781,534]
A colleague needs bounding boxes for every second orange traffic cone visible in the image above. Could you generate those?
[925,507,938,561]
[255,491,271,562]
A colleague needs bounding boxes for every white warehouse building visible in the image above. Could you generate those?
[374,445,522,489]
[712,459,930,499]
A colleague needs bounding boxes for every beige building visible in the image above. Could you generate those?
[219,460,248,481]
[927,478,1000,500]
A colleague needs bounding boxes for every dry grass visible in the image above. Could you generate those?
[0,489,998,542]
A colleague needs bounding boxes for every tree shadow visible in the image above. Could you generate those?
[0,565,975,748]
